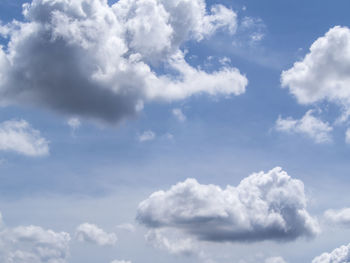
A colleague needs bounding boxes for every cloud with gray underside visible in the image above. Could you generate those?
[0,0,247,123]
[137,167,319,243]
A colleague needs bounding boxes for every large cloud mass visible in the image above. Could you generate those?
[137,167,319,243]
[0,0,247,123]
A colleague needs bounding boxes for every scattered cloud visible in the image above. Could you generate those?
[137,167,319,244]
[0,119,49,156]
[75,223,117,246]
[138,130,156,142]
[234,16,266,46]
[219,57,231,66]
[324,208,350,227]
[312,243,350,263]
[275,110,333,143]
[172,108,186,122]
[0,0,247,124]
[110,260,132,263]
[67,117,81,132]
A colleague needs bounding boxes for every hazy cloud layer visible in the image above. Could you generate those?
[75,223,117,246]
[0,119,49,156]
[137,167,319,243]
[275,110,333,143]
[312,243,350,263]
[0,0,247,123]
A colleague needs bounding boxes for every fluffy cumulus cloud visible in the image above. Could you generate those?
[0,119,49,156]
[75,223,117,246]
[0,0,247,123]
[281,26,350,127]
[0,225,70,263]
[275,110,333,143]
[324,208,350,227]
[312,243,350,263]
[137,167,319,243]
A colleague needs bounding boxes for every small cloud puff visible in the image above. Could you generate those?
[67,117,81,131]
[172,108,187,122]
[275,110,333,144]
[324,208,350,227]
[138,130,156,142]
[75,223,117,246]
[0,119,49,156]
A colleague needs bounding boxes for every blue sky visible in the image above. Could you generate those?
[0,0,350,263]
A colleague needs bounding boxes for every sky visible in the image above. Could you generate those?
[0,0,350,262]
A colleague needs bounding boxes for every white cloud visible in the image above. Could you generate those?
[0,225,70,263]
[110,260,132,263]
[0,119,49,156]
[0,0,247,123]
[324,208,350,227]
[281,26,350,122]
[137,167,319,243]
[138,130,156,142]
[265,257,287,263]
[67,117,81,131]
[172,108,186,122]
[275,110,333,143]
[312,243,350,263]
[75,223,117,246]
[145,229,197,256]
